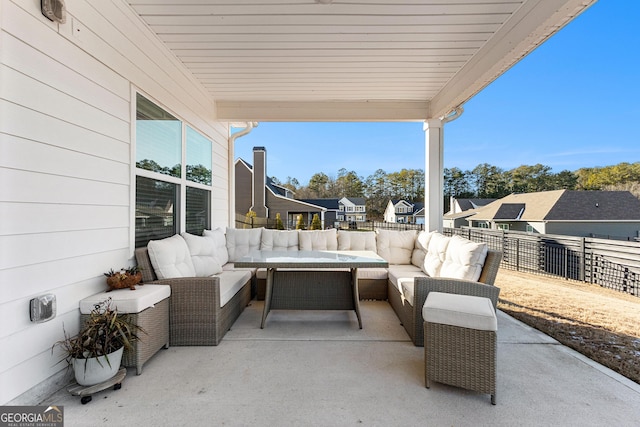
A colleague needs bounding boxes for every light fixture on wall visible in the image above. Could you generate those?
[41,0,66,24]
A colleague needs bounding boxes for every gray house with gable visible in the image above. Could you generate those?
[467,190,640,238]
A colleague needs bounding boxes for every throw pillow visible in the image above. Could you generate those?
[225,227,263,261]
[375,229,417,264]
[422,232,450,277]
[261,229,299,251]
[203,228,229,266]
[440,235,488,281]
[411,230,435,267]
[298,229,338,251]
[147,234,196,279]
[337,230,377,251]
[182,232,223,277]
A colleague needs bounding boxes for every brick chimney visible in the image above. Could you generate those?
[251,147,268,217]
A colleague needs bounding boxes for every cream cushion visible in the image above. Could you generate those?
[337,230,377,251]
[218,270,252,307]
[147,234,196,279]
[376,229,417,264]
[422,292,497,332]
[181,232,223,277]
[298,229,338,251]
[440,235,488,281]
[225,227,263,261]
[80,284,171,314]
[203,228,229,266]
[422,232,450,277]
[261,229,299,251]
[411,230,435,268]
[387,264,427,293]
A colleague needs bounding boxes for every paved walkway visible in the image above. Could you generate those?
[43,300,640,426]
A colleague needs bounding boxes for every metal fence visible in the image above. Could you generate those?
[444,227,640,298]
[236,216,424,232]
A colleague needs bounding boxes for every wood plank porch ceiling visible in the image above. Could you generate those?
[127,0,596,121]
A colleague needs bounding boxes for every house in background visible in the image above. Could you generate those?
[298,197,367,227]
[443,197,496,228]
[235,147,328,228]
[466,190,640,238]
[338,197,367,223]
[383,200,424,224]
[236,147,369,228]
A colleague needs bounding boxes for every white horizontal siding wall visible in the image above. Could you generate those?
[0,0,228,404]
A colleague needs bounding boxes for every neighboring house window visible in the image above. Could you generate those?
[477,222,489,229]
[526,224,534,233]
[135,93,212,247]
[497,223,510,231]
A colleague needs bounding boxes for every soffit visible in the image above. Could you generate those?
[127,0,596,121]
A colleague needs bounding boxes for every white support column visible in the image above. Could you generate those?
[424,119,444,232]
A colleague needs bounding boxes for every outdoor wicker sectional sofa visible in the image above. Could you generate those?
[135,227,501,347]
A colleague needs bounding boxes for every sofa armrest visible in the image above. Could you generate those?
[478,250,502,285]
[412,276,501,315]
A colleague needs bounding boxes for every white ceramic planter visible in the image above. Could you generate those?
[73,347,124,386]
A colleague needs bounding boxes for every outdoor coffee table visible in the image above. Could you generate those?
[236,250,388,329]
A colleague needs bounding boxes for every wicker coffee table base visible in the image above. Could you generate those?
[262,268,361,329]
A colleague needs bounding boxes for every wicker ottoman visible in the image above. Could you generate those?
[422,292,498,405]
[80,285,171,375]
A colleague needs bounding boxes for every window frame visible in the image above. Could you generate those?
[133,91,213,247]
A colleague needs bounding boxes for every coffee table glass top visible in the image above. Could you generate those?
[235,250,388,269]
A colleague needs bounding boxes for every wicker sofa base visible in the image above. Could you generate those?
[387,281,418,343]
[80,297,169,375]
[424,321,497,404]
[170,278,251,346]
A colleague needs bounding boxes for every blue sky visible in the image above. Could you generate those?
[234,0,639,185]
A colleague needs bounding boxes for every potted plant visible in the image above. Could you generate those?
[54,298,142,385]
[104,266,142,291]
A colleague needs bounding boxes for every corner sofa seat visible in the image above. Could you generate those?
[135,246,252,346]
[388,249,502,346]
[136,226,501,347]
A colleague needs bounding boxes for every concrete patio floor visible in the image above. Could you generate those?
[42,299,640,426]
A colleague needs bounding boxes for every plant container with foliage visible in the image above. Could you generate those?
[54,298,142,386]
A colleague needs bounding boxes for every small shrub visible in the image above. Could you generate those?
[310,213,322,230]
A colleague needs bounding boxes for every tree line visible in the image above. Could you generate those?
[445,162,640,199]
[272,162,640,220]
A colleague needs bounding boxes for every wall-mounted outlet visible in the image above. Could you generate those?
[41,0,66,24]
[30,294,57,323]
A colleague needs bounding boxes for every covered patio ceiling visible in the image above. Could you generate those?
[128,0,596,122]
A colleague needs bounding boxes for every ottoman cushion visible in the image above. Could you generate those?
[422,292,497,332]
[80,284,171,314]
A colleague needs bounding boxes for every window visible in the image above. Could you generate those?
[497,223,510,231]
[135,94,212,247]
